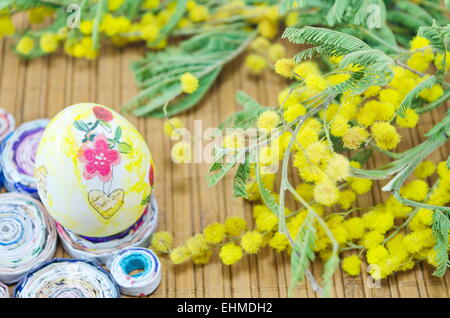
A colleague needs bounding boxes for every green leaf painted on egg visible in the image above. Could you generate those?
[117,142,132,154]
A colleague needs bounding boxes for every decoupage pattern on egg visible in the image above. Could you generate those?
[35,103,155,238]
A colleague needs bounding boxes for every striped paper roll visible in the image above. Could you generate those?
[14,258,120,298]
[0,119,49,198]
[0,193,57,284]
[0,109,15,144]
[0,282,9,298]
[107,247,161,297]
[57,195,158,265]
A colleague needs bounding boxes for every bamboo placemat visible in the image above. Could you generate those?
[0,32,449,298]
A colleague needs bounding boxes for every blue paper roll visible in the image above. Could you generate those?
[107,247,161,297]
[0,119,48,198]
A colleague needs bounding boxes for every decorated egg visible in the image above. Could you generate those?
[35,103,155,237]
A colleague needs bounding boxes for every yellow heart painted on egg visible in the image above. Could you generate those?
[88,189,125,220]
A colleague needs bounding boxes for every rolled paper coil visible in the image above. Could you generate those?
[107,247,161,297]
[57,195,158,265]
[0,193,57,284]
[0,119,49,198]
[14,258,120,298]
[0,109,15,144]
[0,282,9,298]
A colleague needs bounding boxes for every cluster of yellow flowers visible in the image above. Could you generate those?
[1,1,295,61]
[156,32,449,282]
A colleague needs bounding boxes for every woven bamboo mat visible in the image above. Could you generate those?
[1,31,449,298]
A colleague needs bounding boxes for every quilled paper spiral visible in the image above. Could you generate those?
[107,247,161,297]
[0,193,57,284]
[0,109,15,144]
[57,195,158,265]
[0,282,9,298]
[14,258,120,298]
[0,119,49,198]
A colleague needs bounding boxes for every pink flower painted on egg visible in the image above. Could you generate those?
[80,134,120,182]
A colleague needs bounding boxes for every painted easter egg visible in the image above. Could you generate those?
[35,103,155,237]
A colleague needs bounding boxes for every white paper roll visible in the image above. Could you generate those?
[57,195,158,265]
[0,193,57,284]
[107,247,162,297]
[14,258,120,298]
[0,282,9,298]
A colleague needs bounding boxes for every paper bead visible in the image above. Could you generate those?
[0,282,9,298]
[0,108,15,144]
[0,119,48,198]
[107,247,162,297]
[14,258,120,298]
[57,195,158,265]
[0,193,57,284]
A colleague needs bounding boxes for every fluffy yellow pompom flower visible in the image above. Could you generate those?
[17,36,35,55]
[245,54,267,74]
[251,37,271,53]
[371,122,400,150]
[409,36,430,50]
[256,210,278,232]
[294,61,320,79]
[164,117,184,138]
[283,103,306,122]
[0,15,15,37]
[413,161,436,179]
[349,177,372,194]
[150,231,173,253]
[419,84,444,102]
[326,153,350,182]
[189,5,209,22]
[141,24,160,42]
[338,189,356,210]
[80,20,94,35]
[258,19,278,39]
[268,43,286,61]
[274,58,296,78]
[330,115,349,137]
[400,179,429,201]
[169,246,191,264]
[396,108,419,128]
[269,232,290,252]
[192,251,212,265]
[360,231,384,249]
[313,178,339,206]
[434,52,450,70]
[180,72,198,94]
[108,0,125,11]
[240,231,263,254]
[342,255,362,276]
[366,245,388,265]
[305,74,328,91]
[171,141,192,163]
[39,32,59,53]
[343,217,365,240]
[219,243,243,265]
[224,217,247,236]
[203,223,226,244]
[343,126,369,150]
[142,0,160,10]
[186,234,209,256]
[257,110,280,130]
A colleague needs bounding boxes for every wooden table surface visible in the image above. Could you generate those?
[1,32,449,298]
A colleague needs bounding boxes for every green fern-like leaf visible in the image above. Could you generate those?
[233,158,250,199]
[290,217,316,295]
[431,210,450,277]
[398,75,437,118]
